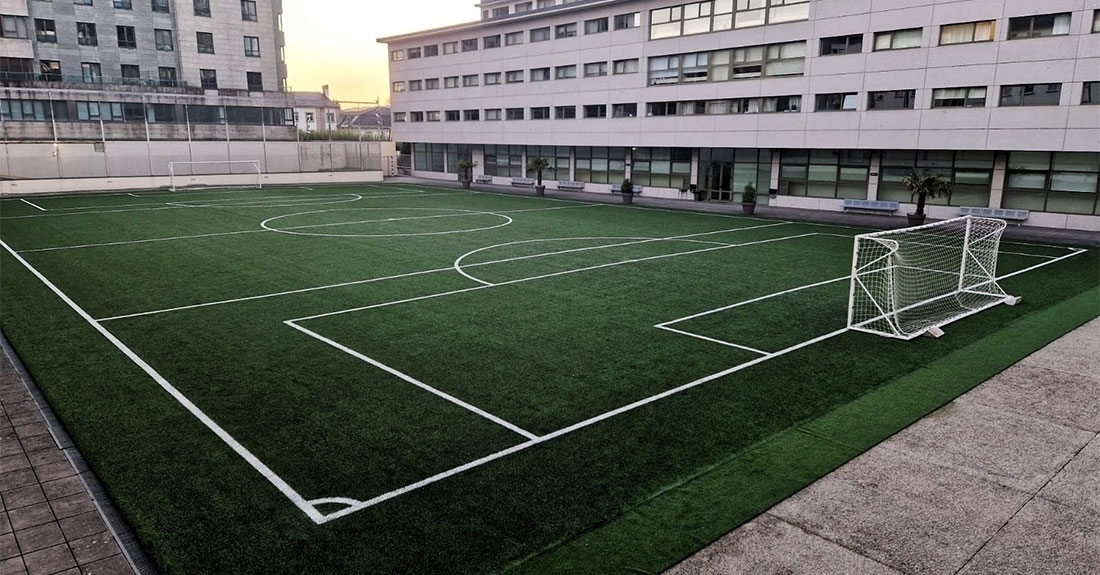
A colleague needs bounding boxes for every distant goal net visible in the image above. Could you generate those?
[847,215,1020,340]
[168,160,262,191]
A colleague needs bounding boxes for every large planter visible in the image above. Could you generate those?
[535,185,545,196]
[907,213,926,227]
[461,180,471,189]
[621,192,634,205]
[741,201,756,215]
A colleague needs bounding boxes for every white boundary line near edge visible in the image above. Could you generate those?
[20,198,46,212]
[0,239,326,524]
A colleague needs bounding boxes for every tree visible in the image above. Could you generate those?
[903,168,953,219]
[456,159,477,188]
[528,156,551,195]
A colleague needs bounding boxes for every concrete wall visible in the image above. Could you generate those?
[1,170,383,195]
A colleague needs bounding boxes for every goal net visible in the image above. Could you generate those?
[847,215,1020,340]
[168,160,262,191]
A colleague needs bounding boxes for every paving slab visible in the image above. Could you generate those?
[1018,319,1100,376]
[963,363,1100,432]
[1038,435,1100,514]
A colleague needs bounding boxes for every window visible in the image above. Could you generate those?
[1094,10,1100,33]
[193,0,210,17]
[505,31,523,45]
[77,22,97,45]
[158,66,177,87]
[393,112,406,123]
[244,36,260,57]
[531,106,550,119]
[1004,152,1099,215]
[932,87,986,108]
[427,111,441,122]
[425,78,439,90]
[241,0,257,21]
[40,60,61,82]
[392,81,405,93]
[780,150,872,200]
[423,44,439,57]
[614,12,639,30]
[530,67,550,81]
[1008,13,1071,40]
[484,145,523,177]
[492,7,509,18]
[584,62,607,77]
[463,109,480,121]
[585,18,608,34]
[873,28,922,50]
[816,93,859,111]
[74,0,93,5]
[648,95,801,116]
[583,104,607,118]
[613,59,639,75]
[409,80,422,91]
[514,2,531,13]
[484,72,501,85]
[391,49,404,61]
[821,34,862,56]
[197,32,215,54]
[409,112,423,122]
[120,64,139,83]
[555,65,576,79]
[81,62,102,83]
[575,147,626,184]
[2,99,68,122]
[556,23,577,38]
[247,71,262,92]
[155,29,173,50]
[648,41,806,86]
[462,74,479,87]
[444,76,459,88]
[999,83,1062,107]
[555,105,576,119]
[200,68,217,89]
[505,70,523,83]
[868,90,916,110]
[442,41,457,54]
[152,0,169,13]
[650,0,810,39]
[117,25,136,48]
[484,34,501,48]
[485,108,502,121]
[525,146,570,178]
[531,27,550,42]
[1083,82,1099,105]
[612,103,637,118]
[407,47,421,59]
[75,101,101,121]
[113,0,131,8]
[939,20,996,45]
[462,38,478,51]
[34,19,56,43]
[631,148,692,188]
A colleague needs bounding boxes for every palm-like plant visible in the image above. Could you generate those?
[902,168,953,217]
[528,157,551,187]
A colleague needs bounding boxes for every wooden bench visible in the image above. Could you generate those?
[511,177,536,187]
[556,181,585,191]
[610,184,643,195]
[473,175,493,184]
[842,199,899,214]
[959,206,1029,223]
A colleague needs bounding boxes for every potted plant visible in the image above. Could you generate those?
[902,168,953,226]
[619,178,635,205]
[456,159,478,189]
[528,156,551,196]
[741,181,757,215]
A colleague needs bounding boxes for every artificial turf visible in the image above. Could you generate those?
[0,183,1096,574]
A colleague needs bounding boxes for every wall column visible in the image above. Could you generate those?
[866,151,881,201]
[989,151,1008,209]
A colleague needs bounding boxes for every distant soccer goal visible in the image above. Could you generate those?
[168,160,262,191]
[848,215,1021,340]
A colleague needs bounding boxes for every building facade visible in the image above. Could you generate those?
[380,0,1100,230]
[1,0,295,141]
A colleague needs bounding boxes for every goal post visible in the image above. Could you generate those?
[168,160,263,191]
[847,215,1020,340]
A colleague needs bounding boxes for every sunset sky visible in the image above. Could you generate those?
[282,1,481,106]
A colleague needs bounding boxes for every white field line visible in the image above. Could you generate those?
[1,205,187,220]
[285,321,539,441]
[127,193,141,198]
[654,326,770,355]
[21,229,269,254]
[997,247,1087,280]
[20,198,46,212]
[657,276,851,327]
[0,239,326,524]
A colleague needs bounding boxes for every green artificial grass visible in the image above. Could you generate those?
[1,184,1096,574]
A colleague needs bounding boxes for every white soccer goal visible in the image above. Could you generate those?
[168,160,262,191]
[847,215,1021,340]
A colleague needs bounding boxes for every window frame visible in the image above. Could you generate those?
[244,35,261,57]
[34,19,56,43]
[197,31,215,54]
[931,86,987,108]
[555,23,577,38]
[815,92,859,111]
[116,25,136,49]
[999,83,1062,107]
[938,20,996,45]
[240,0,257,21]
[1007,13,1071,40]
[872,28,922,51]
[820,34,863,56]
[585,17,608,35]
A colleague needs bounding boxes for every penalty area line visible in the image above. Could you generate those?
[20,198,46,212]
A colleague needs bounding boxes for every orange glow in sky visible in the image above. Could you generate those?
[283,1,480,106]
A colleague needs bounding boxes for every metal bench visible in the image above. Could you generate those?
[556,181,585,191]
[511,177,536,187]
[842,199,899,213]
[610,184,643,195]
[473,175,493,184]
[959,206,1030,223]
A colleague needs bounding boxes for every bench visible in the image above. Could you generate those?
[556,181,586,191]
[610,184,643,195]
[473,175,493,184]
[842,199,899,214]
[511,177,536,187]
[959,206,1029,223]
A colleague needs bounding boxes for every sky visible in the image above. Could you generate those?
[282,1,480,106]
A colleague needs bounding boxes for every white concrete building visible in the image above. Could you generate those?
[379,0,1100,230]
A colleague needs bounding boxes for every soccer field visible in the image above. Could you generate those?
[1,183,1096,574]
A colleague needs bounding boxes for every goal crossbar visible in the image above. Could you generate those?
[168,160,263,191]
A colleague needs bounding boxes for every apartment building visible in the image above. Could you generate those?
[380,0,1100,230]
[0,0,294,141]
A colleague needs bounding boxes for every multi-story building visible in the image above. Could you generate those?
[0,0,295,141]
[380,0,1100,230]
